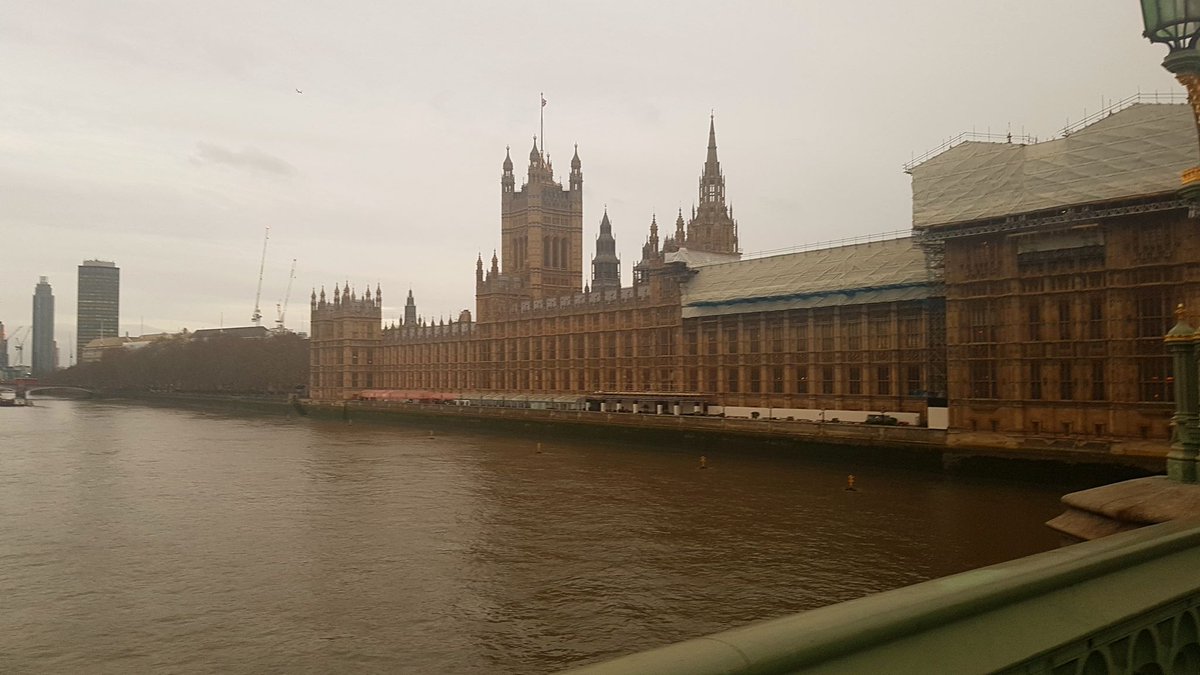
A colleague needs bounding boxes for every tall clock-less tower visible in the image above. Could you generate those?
[499,139,584,300]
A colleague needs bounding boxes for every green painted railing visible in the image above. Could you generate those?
[562,520,1200,675]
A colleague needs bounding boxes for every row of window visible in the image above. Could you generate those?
[323,364,926,397]
[962,291,1176,344]
[963,357,1173,403]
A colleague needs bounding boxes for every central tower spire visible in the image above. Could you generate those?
[699,113,725,206]
[686,114,739,256]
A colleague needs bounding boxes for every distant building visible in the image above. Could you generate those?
[0,321,7,369]
[190,326,271,340]
[31,277,55,377]
[80,336,132,364]
[76,260,120,359]
[81,332,174,363]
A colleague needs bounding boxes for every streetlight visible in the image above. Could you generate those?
[1140,0,1200,195]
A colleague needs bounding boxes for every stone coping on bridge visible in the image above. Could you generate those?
[1047,476,1200,541]
[560,519,1200,674]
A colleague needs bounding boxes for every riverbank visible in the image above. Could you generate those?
[91,392,1158,481]
[318,399,1166,473]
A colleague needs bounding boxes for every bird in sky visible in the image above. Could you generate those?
[295,88,303,94]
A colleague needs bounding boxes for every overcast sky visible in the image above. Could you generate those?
[0,1,1182,365]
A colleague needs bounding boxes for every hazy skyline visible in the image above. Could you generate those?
[0,1,1182,365]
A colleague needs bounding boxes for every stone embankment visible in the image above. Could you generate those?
[307,399,1165,473]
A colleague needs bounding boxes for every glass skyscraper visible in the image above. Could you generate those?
[77,259,120,359]
[31,276,55,377]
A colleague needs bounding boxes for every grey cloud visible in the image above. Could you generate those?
[191,142,296,176]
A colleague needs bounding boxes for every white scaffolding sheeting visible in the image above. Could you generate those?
[911,104,1196,228]
[680,237,929,319]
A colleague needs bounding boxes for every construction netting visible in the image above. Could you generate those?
[911,103,1195,228]
[680,237,930,319]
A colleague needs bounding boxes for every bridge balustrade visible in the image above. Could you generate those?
[562,519,1200,675]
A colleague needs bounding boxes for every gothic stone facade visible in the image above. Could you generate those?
[912,103,1200,445]
[312,104,1197,446]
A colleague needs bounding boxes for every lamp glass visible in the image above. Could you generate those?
[1141,0,1200,45]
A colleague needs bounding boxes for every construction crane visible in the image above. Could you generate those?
[251,225,270,326]
[11,326,28,366]
[275,258,297,332]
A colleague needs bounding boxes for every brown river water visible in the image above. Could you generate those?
[1,399,1082,673]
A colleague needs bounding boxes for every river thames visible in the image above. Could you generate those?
[2,400,1083,673]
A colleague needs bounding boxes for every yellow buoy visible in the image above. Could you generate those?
[699,455,708,469]
[846,474,858,492]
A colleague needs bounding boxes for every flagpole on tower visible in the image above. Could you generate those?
[540,92,546,159]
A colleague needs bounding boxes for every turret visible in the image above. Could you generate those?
[528,137,541,181]
[501,146,515,194]
[642,214,661,261]
[404,289,417,326]
[591,208,621,292]
[569,144,583,192]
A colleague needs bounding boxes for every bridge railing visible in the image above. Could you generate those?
[561,519,1200,674]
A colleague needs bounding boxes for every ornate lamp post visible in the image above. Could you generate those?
[1140,1,1200,196]
[1165,306,1199,482]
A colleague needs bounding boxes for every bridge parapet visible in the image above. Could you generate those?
[562,519,1200,674]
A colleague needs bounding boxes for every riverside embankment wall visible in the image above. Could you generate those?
[78,392,1162,474]
[309,399,1165,473]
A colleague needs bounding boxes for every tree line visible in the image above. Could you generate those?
[45,334,309,394]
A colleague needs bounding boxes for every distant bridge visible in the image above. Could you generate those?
[0,385,97,398]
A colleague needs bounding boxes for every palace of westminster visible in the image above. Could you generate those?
[310,101,1200,450]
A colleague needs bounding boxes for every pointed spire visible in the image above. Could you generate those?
[529,136,540,163]
[375,283,382,305]
[706,112,718,169]
[571,143,581,169]
[503,145,513,171]
[600,207,612,232]
[676,208,686,241]
[650,213,658,237]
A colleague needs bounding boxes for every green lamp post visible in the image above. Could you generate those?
[1140,0,1200,195]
